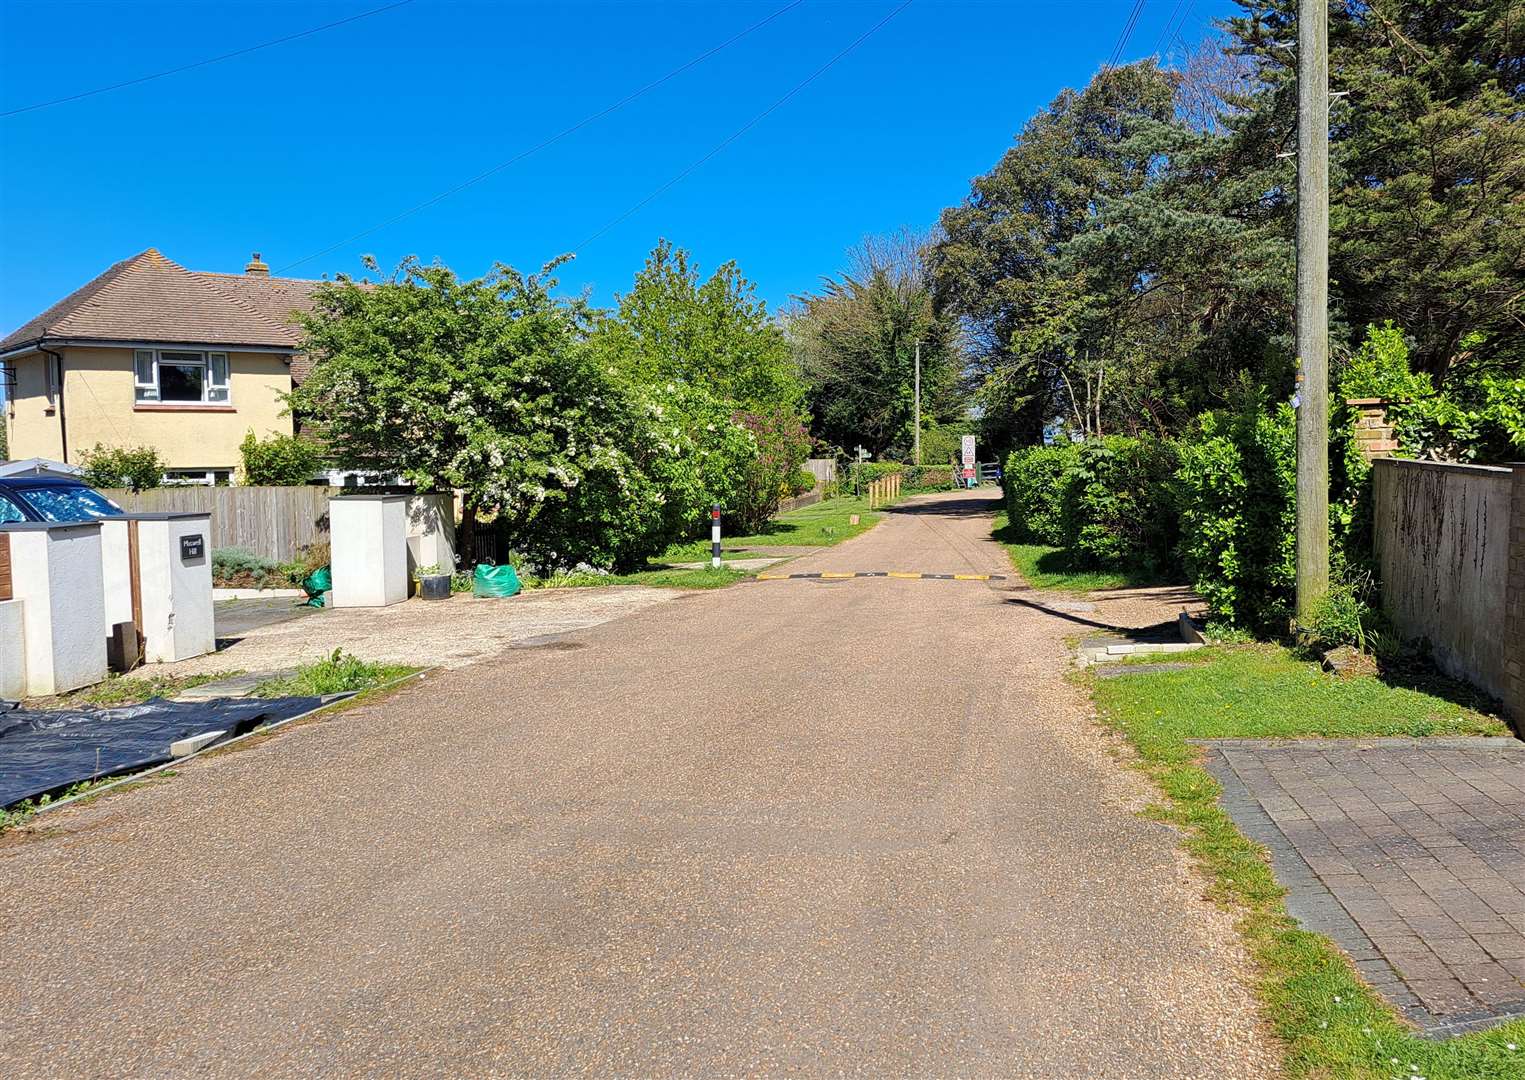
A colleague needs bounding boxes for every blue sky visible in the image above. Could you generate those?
[0,0,1234,335]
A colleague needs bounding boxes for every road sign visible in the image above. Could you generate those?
[961,435,976,466]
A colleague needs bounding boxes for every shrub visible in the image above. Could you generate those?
[903,464,953,491]
[790,467,818,496]
[729,406,812,532]
[239,431,325,486]
[1175,397,1298,628]
[78,444,163,491]
[848,460,906,493]
[1002,443,1078,545]
[211,546,282,587]
[1057,436,1181,572]
[916,424,966,467]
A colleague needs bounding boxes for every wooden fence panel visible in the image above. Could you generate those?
[100,486,336,562]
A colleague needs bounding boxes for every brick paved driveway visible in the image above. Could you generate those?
[1203,737,1525,1035]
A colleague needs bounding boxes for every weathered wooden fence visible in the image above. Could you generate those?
[804,458,837,489]
[101,486,335,561]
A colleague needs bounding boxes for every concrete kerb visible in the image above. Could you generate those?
[26,669,430,819]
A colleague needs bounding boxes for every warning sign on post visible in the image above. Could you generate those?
[961,435,976,466]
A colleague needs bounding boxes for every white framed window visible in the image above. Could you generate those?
[133,349,231,405]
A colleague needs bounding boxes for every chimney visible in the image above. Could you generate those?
[245,251,270,276]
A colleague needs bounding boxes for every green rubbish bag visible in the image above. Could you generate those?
[472,563,522,598]
[301,565,332,607]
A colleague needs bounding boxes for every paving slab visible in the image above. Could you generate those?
[1200,737,1525,1036]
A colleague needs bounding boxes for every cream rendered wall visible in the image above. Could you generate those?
[59,346,294,469]
[4,352,66,461]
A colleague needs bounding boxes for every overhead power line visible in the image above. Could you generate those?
[1,0,416,118]
[278,0,808,273]
[1104,0,1147,71]
[1153,0,1193,57]
[572,0,914,255]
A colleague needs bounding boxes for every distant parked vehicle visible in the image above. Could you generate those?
[0,476,125,524]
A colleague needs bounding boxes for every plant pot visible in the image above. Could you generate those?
[418,573,452,601]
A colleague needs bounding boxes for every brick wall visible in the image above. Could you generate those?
[1347,398,1399,461]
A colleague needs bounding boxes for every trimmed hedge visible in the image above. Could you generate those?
[1057,436,1180,574]
[1002,399,1369,631]
[1003,443,1078,545]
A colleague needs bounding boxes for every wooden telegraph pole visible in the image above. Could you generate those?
[913,340,922,466]
[1295,0,1330,622]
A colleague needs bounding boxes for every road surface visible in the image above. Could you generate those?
[0,490,1273,1077]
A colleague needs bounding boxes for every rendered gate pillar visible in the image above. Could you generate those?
[99,512,215,665]
[140,513,214,662]
[0,522,108,696]
[329,494,409,607]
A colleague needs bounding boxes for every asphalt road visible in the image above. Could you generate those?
[0,490,1273,1078]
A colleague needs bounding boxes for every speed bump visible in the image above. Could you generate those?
[754,572,1005,582]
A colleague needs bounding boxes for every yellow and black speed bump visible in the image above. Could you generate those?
[755,571,1005,581]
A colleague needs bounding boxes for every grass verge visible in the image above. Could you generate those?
[1091,645,1522,1078]
[524,566,751,591]
[992,512,1177,592]
[662,495,885,560]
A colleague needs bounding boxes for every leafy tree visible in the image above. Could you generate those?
[78,444,163,491]
[594,239,803,412]
[789,231,962,459]
[292,256,712,571]
[590,240,810,528]
[1224,0,1525,381]
[239,431,325,486]
[930,62,1184,451]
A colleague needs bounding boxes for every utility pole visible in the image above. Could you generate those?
[913,340,922,466]
[1294,0,1329,623]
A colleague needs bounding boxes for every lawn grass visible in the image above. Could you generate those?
[661,495,884,561]
[991,512,1176,592]
[1091,645,1522,1079]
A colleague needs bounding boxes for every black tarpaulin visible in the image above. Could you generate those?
[0,697,327,807]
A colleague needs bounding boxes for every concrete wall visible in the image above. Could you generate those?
[330,495,408,607]
[3,523,108,696]
[1373,459,1520,713]
[0,600,25,699]
[5,345,293,470]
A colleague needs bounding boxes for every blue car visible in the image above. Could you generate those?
[0,475,125,524]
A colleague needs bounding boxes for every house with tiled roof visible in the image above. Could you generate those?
[0,249,326,483]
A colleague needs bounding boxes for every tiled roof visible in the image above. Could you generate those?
[0,249,328,355]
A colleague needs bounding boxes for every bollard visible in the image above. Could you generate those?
[711,505,722,569]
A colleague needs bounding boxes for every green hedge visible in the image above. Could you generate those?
[903,464,954,491]
[1002,400,1370,632]
[1057,436,1181,574]
[1003,443,1078,545]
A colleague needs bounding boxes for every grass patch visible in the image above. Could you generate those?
[253,650,414,698]
[992,513,1178,592]
[524,566,751,590]
[1092,645,1522,1078]
[662,495,884,560]
[41,671,238,709]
